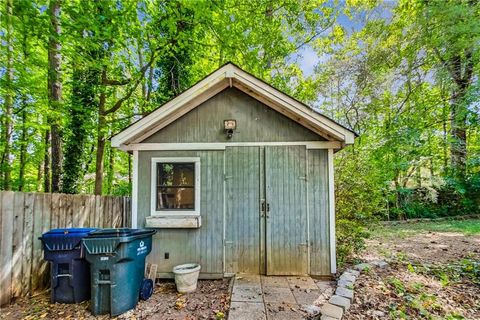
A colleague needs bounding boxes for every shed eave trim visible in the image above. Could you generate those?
[120,141,343,151]
[111,63,356,148]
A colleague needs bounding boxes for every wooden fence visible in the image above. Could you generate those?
[0,191,131,306]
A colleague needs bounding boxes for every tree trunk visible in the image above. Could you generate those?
[48,0,63,193]
[450,90,467,177]
[19,31,30,192]
[94,89,107,195]
[1,0,14,190]
[43,130,51,192]
[18,109,27,191]
[62,66,97,194]
[106,145,114,195]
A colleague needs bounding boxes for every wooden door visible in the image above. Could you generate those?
[225,147,264,274]
[265,146,308,275]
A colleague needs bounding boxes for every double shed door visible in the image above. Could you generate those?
[225,146,308,275]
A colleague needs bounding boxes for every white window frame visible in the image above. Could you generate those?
[150,157,201,216]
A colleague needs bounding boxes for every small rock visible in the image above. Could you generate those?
[339,272,356,283]
[320,316,337,320]
[373,310,386,317]
[301,304,321,316]
[337,279,354,289]
[335,286,354,301]
[372,260,389,269]
[354,263,371,271]
[345,268,360,277]
[329,295,351,311]
[320,303,344,319]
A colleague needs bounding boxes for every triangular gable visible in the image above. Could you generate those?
[111,63,356,149]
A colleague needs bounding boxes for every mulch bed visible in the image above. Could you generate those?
[0,279,231,320]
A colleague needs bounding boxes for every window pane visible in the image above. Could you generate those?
[156,187,195,210]
[157,163,195,187]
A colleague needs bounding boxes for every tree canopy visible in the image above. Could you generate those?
[1,0,479,243]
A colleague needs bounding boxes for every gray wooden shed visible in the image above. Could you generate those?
[111,63,356,278]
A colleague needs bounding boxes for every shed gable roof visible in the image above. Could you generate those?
[111,63,356,149]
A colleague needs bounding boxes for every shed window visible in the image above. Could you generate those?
[151,157,200,216]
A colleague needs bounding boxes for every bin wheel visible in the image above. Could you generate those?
[140,279,154,300]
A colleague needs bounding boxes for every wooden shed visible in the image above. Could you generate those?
[111,63,356,278]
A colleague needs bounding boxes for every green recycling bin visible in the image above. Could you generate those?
[82,228,156,316]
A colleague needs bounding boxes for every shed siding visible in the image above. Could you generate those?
[137,150,224,275]
[225,147,262,274]
[142,88,324,143]
[307,149,331,275]
[265,146,308,275]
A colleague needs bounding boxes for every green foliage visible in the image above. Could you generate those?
[336,218,370,265]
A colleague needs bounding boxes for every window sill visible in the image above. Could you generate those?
[145,215,202,229]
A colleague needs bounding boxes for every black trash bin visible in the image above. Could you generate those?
[82,228,156,316]
[39,228,97,303]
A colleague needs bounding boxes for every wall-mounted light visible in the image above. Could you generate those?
[224,119,236,139]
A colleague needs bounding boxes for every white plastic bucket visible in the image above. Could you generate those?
[173,263,201,293]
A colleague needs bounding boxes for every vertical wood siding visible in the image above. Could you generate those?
[225,147,262,274]
[137,151,224,275]
[142,88,324,143]
[265,146,308,275]
[307,149,331,275]
[0,191,130,306]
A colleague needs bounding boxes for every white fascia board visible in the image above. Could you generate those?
[231,67,352,143]
[121,141,342,151]
[111,65,233,147]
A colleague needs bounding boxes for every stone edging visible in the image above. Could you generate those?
[316,260,389,320]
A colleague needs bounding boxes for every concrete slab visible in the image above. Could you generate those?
[231,286,263,303]
[286,276,318,290]
[261,276,289,288]
[235,274,262,289]
[263,286,296,304]
[265,303,304,320]
[315,280,336,291]
[229,302,266,320]
[291,288,320,305]
[229,274,328,320]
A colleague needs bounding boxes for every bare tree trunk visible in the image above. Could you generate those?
[18,109,27,191]
[36,162,42,192]
[19,31,30,192]
[48,0,63,192]
[43,130,51,192]
[94,89,107,195]
[1,0,14,190]
[106,145,114,195]
[450,89,467,177]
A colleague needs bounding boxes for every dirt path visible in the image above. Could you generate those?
[344,230,480,319]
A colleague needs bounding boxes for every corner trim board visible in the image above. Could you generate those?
[328,148,336,274]
[132,150,138,228]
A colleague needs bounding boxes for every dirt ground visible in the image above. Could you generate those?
[344,227,480,320]
[0,279,231,320]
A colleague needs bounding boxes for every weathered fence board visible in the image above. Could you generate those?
[0,191,131,306]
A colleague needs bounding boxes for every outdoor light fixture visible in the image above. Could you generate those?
[223,119,236,139]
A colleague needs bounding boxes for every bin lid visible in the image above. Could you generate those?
[41,228,98,238]
[39,228,98,251]
[86,228,156,238]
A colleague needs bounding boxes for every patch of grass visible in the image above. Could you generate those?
[372,219,480,239]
